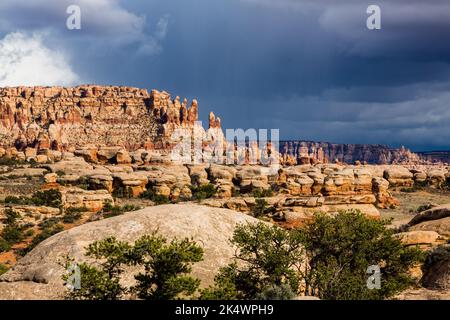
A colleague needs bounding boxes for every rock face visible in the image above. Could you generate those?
[0,86,218,153]
[0,204,260,300]
[280,141,424,165]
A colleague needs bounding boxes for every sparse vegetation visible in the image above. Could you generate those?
[200,222,304,300]
[252,188,274,198]
[4,189,62,208]
[201,210,424,301]
[63,233,204,300]
[19,224,64,256]
[252,198,268,218]
[100,201,141,219]
[190,184,217,201]
[140,190,171,205]
[297,210,424,300]
[0,263,9,276]
[62,207,87,224]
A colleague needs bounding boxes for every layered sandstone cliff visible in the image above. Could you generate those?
[0,85,217,152]
[280,141,424,165]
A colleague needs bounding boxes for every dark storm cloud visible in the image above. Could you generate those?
[0,0,450,150]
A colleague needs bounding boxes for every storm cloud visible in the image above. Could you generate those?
[0,0,449,151]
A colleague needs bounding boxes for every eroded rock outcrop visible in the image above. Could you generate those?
[0,86,219,155]
[0,204,261,300]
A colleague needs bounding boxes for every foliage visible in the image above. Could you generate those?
[252,199,268,218]
[19,224,64,256]
[0,238,11,253]
[0,263,9,276]
[190,184,217,201]
[4,189,62,208]
[422,245,450,276]
[200,222,304,300]
[297,210,424,300]
[63,207,87,224]
[4,208,20,225]
[112,186,133,199]
[101,202,141,218]
[0,158,25,166]
[252,188,274,198]
[64,234,204,300]
[255,284,296,300]
[140,190,171,205]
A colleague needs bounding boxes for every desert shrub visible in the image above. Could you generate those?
[19,224,64,256]
[200,222,304,300]
[255,284,296,300]
[4,189,62,208]
[252,199,268,218]
[231,187,241,197]
[140,190,171,205]
[4,196,25,205]
[56,170,66,177]
[0,263,9,275]
[190,184,217,201]
[63,207,87,224]
[31,189,62,208]
[252,188,274,198]
[0,158,25,166]
[101,202,141,219]
[1,224,26,244]
[38,217,61,229]
[297,210,424,300]
[63,234,204,300]
[3,208,20,225]
[0,238,11,253]
[422,245,450,277]
[414,204,435,213]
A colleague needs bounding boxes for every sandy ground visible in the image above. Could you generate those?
[381,188,450,228]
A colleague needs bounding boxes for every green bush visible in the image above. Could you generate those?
[255,284,296,300]
[101,202,141,219]
[422,246,450,277]
[63,234,204,300]
[201,210,424,301]
[200,222,304,300]
[31,189,62,208]
[63,207,87,224]
[19,224,64,256]
[0,263,9,276]
[140,190,171,205]
[252,199,268,218]
[1,224,25,244]
[3,208,20,225]
[0,238,11,253]
[4,189,62,208]
[297,210,424,300]
[252,188,274,198]
[190,184,217,201]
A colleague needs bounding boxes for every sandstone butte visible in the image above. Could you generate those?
[0,85,223,153]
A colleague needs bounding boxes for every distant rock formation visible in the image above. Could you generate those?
[280,141,426,165]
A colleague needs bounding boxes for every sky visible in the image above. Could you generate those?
[0,0,450,151]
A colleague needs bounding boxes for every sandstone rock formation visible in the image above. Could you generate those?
[0,204,261,300]
[280,141,426,165]
[0,86,219,155]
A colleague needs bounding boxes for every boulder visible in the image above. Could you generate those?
[394,231,442,246]
[116,150,132,165]
[44,173,58,184]
[409,204,450,226]
[383,166,414,187]
[0,204,261,300]
[409,217,450,238]
[61,187,113,212]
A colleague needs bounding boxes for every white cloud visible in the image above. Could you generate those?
[0,32,80,86]
[0,0,170,56]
